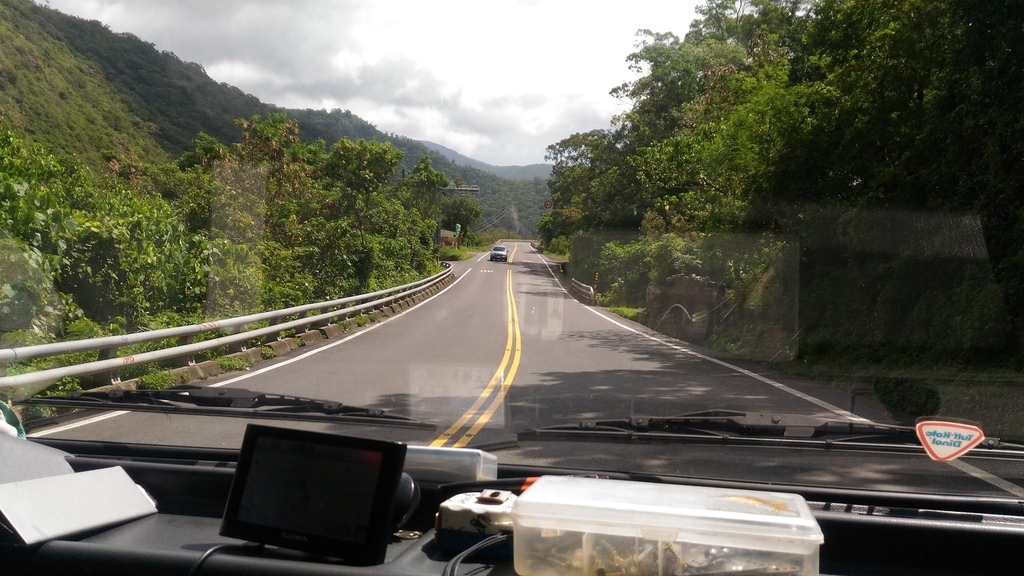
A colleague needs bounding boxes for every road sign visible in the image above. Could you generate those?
[543,200,553,209]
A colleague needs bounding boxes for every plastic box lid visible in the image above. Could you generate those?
[512,476,823,547]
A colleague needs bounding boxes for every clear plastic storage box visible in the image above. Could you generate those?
[512,476,824,576]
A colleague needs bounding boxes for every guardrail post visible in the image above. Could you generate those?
[306,308,325,331]
[97,346,121,386]
[260,316,281,347]
[176,335,196,366]
[227,326,246,353]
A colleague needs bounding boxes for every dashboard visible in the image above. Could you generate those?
[2,434,1022,576]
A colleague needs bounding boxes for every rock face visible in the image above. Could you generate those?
[645,274,726,344]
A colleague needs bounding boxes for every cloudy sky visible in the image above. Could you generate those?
[41,1,701,166]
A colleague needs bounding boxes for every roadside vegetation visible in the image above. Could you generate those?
[1,113,484,395]
[540,0,1023,366]
[438,246,472,261]
[538,0,1024,423]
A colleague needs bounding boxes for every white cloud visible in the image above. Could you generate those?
[40,0,700,165]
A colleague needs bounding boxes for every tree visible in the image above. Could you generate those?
[402,156,448,220]
[685,0,754,46]
[440,195,482,231]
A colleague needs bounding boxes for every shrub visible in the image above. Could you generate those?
[545,236,569,256]
[597,240,649,307]
[647,234,700,285]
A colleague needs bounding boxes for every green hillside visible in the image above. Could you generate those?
[0,0,169,166]
[0,0,547,234]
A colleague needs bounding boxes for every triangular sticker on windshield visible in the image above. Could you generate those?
[915,420,985,462]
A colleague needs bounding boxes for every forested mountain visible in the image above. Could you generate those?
[0,0,170,165]
[419,140,551,181]
[0,0,547,235]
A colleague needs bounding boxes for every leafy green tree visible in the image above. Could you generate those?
[440,195,482,231]
[685,0,754,45]
[397,156,448,221]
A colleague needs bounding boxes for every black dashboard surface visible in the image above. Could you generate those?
[2,437,1022,576]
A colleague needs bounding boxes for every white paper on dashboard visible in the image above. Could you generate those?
[0,466,157,544]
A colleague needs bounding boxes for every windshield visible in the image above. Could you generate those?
[3,0,1024,500]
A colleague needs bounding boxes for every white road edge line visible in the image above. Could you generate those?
[536,245,1024,498]
[28,270,471,437]
[30,410,129,437]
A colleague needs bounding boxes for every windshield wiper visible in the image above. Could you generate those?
[21,386,435,430]
[520,410,1012,452]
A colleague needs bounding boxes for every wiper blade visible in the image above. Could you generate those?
[650,410,919,442]
[21,386,435,430]
[530,410,915,439]
[522,410,1011,451]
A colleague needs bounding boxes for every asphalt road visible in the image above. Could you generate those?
[31,241,1024,496]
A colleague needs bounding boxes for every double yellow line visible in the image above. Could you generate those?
[431,268,522,448]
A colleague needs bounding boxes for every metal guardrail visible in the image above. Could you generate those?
[0,264,453,394]
[493,238,539,245]
[569,277,596,306]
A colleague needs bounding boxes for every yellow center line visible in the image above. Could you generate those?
[429,268,515,447]
[508,243,518,263]
[453,268,522,447]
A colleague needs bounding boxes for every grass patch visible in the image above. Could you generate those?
[438,245,472,261]
[37,377,83,397]
[608,306,645,323]
[137,371,177,390]
[216,356,253,372]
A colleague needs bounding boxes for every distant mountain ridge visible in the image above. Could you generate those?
[0,0,550,234]
[419,140,551,181]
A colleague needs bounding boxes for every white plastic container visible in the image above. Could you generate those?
[512,476,824,576]
[404,446,497,483]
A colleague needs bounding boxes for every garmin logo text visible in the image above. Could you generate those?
[280,532,309,542]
